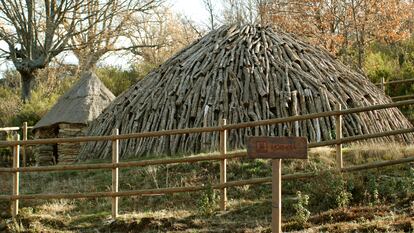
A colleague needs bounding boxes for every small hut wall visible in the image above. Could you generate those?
[57,123,86,164]
[34,127,57,166]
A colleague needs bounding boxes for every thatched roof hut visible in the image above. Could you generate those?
[33,71,115,165]
[80,24,413,160]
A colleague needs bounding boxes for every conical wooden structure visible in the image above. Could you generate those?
[33,71,115,165]
[80,24,413,160]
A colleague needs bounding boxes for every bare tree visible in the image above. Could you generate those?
[0,0,85,102]
[129,7,201,66]
[222,0,260,24]
[70,0,163,72]
[203,0,219,30]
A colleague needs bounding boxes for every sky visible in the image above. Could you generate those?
[0,0,216,77]
[170,0,209,24]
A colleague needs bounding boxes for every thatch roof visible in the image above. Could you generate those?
[79,24,413,160]
[33,71,115,130]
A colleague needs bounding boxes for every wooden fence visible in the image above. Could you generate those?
[375,77,414,88]
[375,78,414,101]
[0,123,33,133]
[0,123,30,167]
[392,94,414,101]
[1,99,414,219]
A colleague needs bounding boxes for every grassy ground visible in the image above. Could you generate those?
[0,143,413,232]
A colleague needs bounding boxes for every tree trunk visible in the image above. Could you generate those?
[357,41,364,69]
[77,53,102,73]
[18,70,35,103]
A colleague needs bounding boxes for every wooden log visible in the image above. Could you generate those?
[335,104,343,169]
[22,122,27,167]
[112,129,119,218]
[219,119,227,211]
[12,134,20,218]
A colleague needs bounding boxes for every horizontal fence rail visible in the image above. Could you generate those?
[1,156,413,201]
[0,127,20,131]
[374,78,414,100]
[1,122,31,168]
[1,99,414,219]
[0,126,33,132]
[391,94,414,101]
[0,152,245,173]
[375,78,414,86]
[0,127,412,174]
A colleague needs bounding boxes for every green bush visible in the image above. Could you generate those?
[365,38,414,86]
[197,184,218,216]
[97,66,143,96]
[305,171,352,211]
[0,87,21,127]
[363,39,414,119]
[364,52,394,83]
[344,166,413,207]
[367,168,413,203]
[293,191,310,225]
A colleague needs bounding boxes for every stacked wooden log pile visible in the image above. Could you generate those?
[57,123,85,164]
[79,24,414,160]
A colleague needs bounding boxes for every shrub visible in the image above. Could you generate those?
[97,67,142,96]
[305,171,352,211]
[0,87,21,127]
[364,52,394,83]
[197,185,218,216]
[293,191,310,225]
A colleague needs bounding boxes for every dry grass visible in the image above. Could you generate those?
[4,201,413,233]
[343,142,414,164]
[0,143,413,232]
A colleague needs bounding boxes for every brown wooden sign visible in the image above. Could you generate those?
[247,136,308,159]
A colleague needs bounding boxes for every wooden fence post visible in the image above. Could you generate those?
[112,129,119,218]
[272,159,282,233]
[22,122,27,167]
[12,134,20,218]
[335,104,343,169]
[219,119,227,211]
